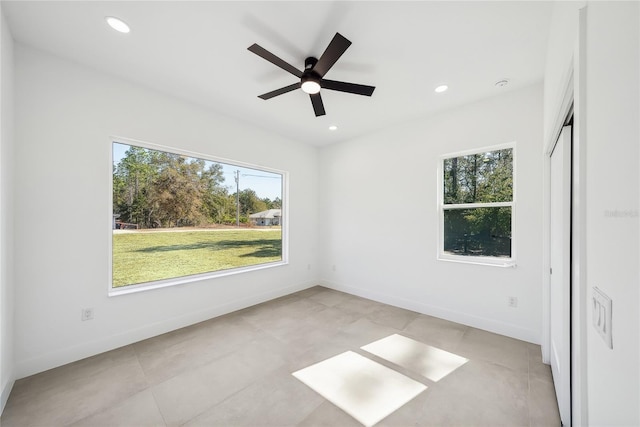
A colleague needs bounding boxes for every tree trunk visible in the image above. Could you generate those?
[451,157,458,201]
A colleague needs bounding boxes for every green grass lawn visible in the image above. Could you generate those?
[112,229,282,287]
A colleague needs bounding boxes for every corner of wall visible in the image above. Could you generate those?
[0,379,14,414]
[1,5,18,414]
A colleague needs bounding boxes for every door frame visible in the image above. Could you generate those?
[541,7,588,426]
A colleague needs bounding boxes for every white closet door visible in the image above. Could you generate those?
[550,125,572,426]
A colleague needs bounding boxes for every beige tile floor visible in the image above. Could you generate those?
[1,286,561,427]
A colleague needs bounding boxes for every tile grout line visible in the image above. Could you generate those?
[132,349,169,427]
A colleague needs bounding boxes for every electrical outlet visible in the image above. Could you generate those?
[307,264,311,270]
[332,264,336,272]
[508,297,518,308]
[81,308,94,321]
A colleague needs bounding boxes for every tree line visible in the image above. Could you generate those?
[113,146,281,229]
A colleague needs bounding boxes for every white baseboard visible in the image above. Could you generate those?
[15,281,318,379]
[1,377,14,416]
[319,279,540,344]
[14,278,539,379]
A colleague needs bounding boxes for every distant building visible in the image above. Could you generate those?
[249,209,281,226]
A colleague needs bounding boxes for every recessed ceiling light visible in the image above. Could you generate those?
[329,125,338,131]
[495,79,510,88]
[106,16,130,34]
[434,85,448,93]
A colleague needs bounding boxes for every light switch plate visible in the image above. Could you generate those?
[592,287,613,349]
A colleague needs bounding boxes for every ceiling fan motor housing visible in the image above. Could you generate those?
[303,57,321,84]
[301,57,321,94]
[305,57,318,70]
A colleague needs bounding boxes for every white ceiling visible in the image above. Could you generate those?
[3,1,553,146]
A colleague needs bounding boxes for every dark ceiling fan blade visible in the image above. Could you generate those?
[258,83,301,100]
[248,44,303,78]
[313,33,352,77]
[321,79,376,96]
[310,93,326,117]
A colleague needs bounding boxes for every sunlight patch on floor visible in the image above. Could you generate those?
[361,334,469,382]
[292,351,427,427]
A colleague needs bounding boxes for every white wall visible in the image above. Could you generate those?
[0,7,15,413]
[543,0,585,143]
[545,1,639,425]
[584,2,639,425]
[13,45,319,378]
[319,83,544,343]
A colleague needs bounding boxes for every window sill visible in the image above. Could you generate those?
[108,260,288,297]
[437,256,516,268]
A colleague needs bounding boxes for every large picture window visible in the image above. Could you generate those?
[110,139,286,294]
[438,144,514,266]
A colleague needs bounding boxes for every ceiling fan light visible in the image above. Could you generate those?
[301,80,321,94]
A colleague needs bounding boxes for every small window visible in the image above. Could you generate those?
[438,144,515,266]
[110,139,287,294]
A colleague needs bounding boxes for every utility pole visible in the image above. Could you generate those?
[235,170,240,227]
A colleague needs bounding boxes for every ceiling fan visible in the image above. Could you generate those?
[248,32,376,117]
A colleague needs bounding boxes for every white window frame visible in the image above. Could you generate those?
[108,136,289,296]
[437,142,516,267]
